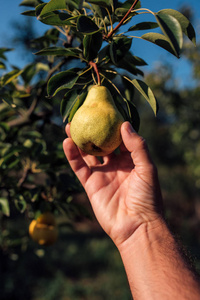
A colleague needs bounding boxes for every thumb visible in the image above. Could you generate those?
[121,122,154,168]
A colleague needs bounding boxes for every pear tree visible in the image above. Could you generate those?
[0,0,196,247]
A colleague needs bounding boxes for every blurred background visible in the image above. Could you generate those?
[0,1,200,299]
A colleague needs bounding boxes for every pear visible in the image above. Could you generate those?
[70,85,124,156]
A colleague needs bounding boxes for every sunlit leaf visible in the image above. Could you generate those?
[0,198,10,216]
[141,32,176,57]
[38,11,78,26]
[35,47,82,57]
[155,13,183,58]
[87,0,111,9]
[0,61,6,69]
[39,0,68,17]
[158,9,196,45]
[1,69,23,86]
[131,79,158,115]
[128,21,159,31]
[20,0,43,7]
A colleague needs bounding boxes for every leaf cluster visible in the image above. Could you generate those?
[19,0,195,131]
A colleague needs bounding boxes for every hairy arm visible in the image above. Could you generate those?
[118,219,200,300]
[63,121,200,299]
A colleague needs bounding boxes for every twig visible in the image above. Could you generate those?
[89,61,101,85]
[106,0,140,39]
[17,167,29,187]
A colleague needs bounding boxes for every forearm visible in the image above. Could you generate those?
[118,218,200,300]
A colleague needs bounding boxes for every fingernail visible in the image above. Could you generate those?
[127,122,135,134]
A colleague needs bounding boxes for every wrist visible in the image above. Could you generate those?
[117,216,166,255]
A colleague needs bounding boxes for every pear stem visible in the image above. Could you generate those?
[89,61,101,85]
[106,0,140,39]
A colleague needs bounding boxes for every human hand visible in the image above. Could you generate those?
[63,121,163,248]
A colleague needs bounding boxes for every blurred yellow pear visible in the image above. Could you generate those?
[29,212,58,246]
[70,85,124,156]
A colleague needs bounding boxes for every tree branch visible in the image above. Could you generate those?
[7,59,67,128]
[106,0,140,39]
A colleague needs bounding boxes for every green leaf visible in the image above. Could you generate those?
[20,63,49,85]
[128,21,159,31]
[131,79,158,115]
[121,75,135,101]
[110,37,132,64]
[14,195,27,213]
[155,13,183,58]
[0,198,10,217]
[35,2,46,16]
[21,9,36,16]
[126,101,140,132]
[45,13,78,26]
[47,68,81,97]
[1,69,23,86]
[120,0,141,10]
[21,63,36,84]
[35,47,82,57]
[1,94,16,108]
[141,32,177,57]
[60,89,87,122]
[32,28,60,46]
[114,7,129,18]
[39,0,68,17]
[127,54,147,66]
[87,0,111,9]
[77,15,100,34]
[35,62,50,72]
[0,61,6,69]
[0,152,21,169]
[90,3,104,18]
[98,44,110,62]
[36,4,78,26]
[0,48,13,60]
[0,122,10,133]
[116,52,144,76]
[20,0,43,7]
[158,9,196,45]
[83,32,102,61]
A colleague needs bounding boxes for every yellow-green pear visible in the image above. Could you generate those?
[70,85,124,156]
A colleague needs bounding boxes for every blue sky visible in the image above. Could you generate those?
[0,0,200,88]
